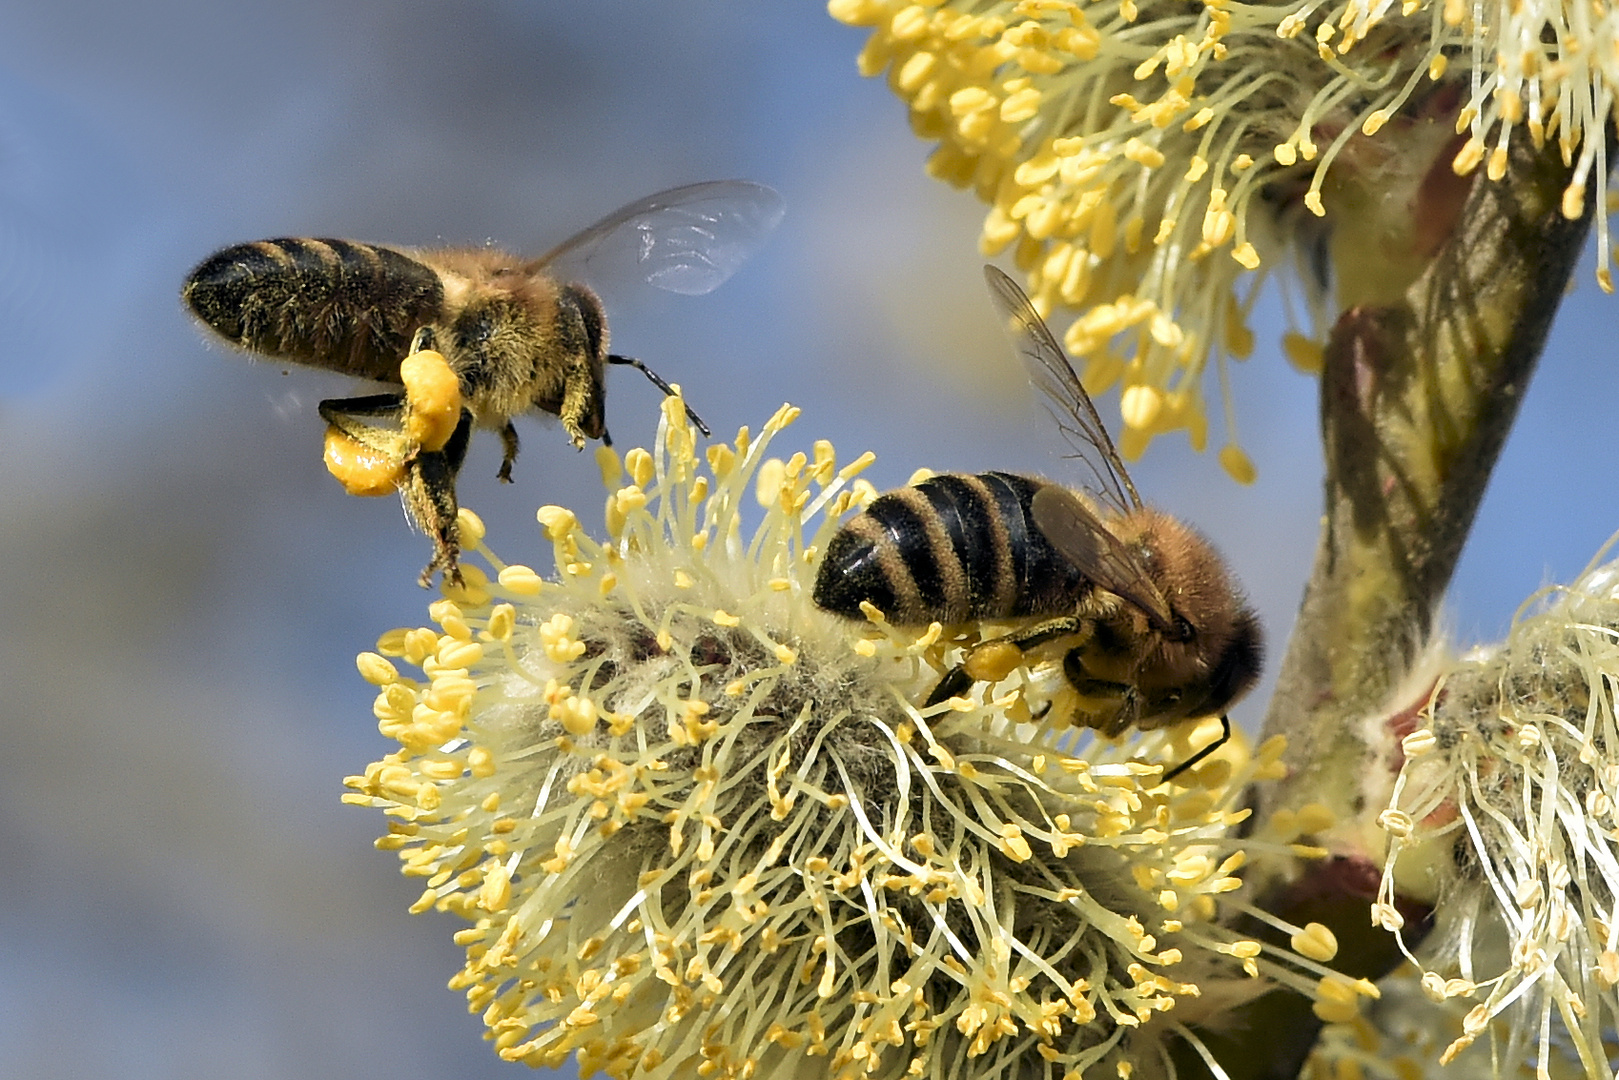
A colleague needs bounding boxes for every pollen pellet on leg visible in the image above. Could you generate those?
[400,349,463,452]
[323,425,403,496]
[965,641,1024,683]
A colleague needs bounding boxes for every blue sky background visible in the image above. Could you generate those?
[0,4,1615,1078]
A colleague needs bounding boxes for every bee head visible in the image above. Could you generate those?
[1131,512,1264,725]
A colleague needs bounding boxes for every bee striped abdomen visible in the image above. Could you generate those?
[813,471,1086,625]
[182,238,444,379]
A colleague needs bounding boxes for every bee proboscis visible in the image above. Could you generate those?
[812,266,1262,781]
[183,179,784,585]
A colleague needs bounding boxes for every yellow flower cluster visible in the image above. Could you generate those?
[831,0,1618,478]
[342,398,1344,1079]
[1375,535,1619,1080]
[1305,963,1613,1080]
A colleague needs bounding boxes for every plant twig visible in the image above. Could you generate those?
[1175,138,1595,1080]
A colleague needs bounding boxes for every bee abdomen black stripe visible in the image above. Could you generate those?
[866,488,952,617]
[914,477,974,621]
[920,474,1003,619]
[978,472,1085,618]
[813,516,900,618]
[978,472,1037,616]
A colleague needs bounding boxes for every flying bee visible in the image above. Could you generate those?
[812,265,1263,780]
[182,179,784,585]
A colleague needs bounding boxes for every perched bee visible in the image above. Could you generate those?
[183,180,784,585]
[813,266,1262,780]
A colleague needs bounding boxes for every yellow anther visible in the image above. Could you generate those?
[1291,922,1339,962]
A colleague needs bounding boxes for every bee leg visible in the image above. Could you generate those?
[1060,650,1137,729]
[318,392,406,428]
[318,394,410,470]
[401,410,474,588]
[923,667,975,709]
[409,326,437,354]
[496,421,519,483]
[923,616,1089,708]
[608,354,712,437]
[1159,715,1232,783]
[557,357,606,451]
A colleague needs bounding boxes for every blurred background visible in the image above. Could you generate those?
[0,3,1614,1078]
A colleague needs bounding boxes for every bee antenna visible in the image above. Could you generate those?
[607,354,711,437]
[1158,714,1231,783]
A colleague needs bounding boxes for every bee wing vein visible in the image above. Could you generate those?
[1029,486,1174,631]
[983,264,1143,516]
[530,180,784,297]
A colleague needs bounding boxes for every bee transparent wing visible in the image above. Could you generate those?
[982,264,1144,517]
[531,180,784,296]
[1029,486,1175,632]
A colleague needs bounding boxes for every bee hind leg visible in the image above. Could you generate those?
[496,421,519,483]
[400,409,474,588]
[923,616,1088,709]
[318,392,407,429]
[923,667,975,709]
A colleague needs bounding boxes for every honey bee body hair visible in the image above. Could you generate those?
[182,180,783,584]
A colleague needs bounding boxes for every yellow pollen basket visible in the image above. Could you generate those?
[400,348,463,453]
[323,425,404,497]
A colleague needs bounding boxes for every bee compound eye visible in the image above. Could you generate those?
[1172,614,1195,642]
